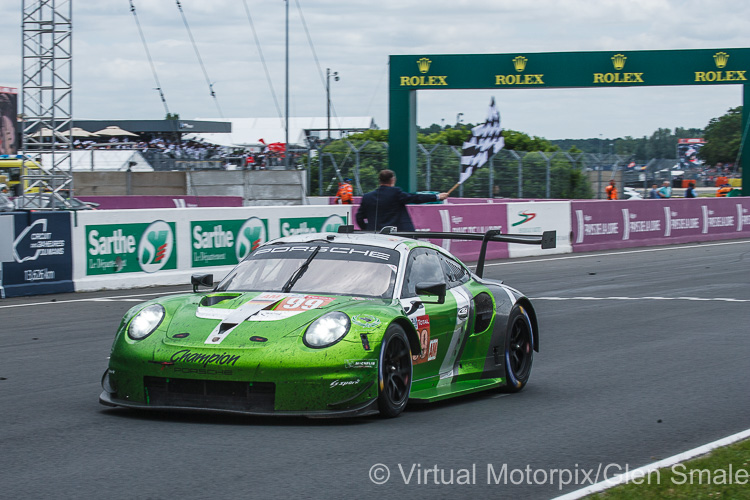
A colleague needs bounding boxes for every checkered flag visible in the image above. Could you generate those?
[458,98,504,185]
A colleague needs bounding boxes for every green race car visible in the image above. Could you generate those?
[100,228,555,418]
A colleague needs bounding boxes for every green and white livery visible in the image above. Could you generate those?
[100,229,552,418]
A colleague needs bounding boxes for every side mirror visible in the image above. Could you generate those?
[416,281,446,304]
[191,273,214,293]
[405,281,447,315]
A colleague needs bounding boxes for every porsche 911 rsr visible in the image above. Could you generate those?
[100,228,555,418]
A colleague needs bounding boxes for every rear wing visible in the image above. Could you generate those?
[337,225,556,278]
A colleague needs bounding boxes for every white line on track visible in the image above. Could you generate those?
[481,239,750,268]
[0,290,188,309]
[533,296,749,302]
[551,427,750,500]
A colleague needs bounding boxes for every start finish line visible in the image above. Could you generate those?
[388,48,750,195]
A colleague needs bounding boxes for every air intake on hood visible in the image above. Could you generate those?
[200,294,240,307]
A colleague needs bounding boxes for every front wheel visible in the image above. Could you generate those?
[501,305,534,393]
[377,324,412,418]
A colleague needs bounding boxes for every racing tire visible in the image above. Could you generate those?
[377,324,412,418]
[500,305,534,393]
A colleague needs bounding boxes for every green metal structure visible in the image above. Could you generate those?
[389,48,750,195]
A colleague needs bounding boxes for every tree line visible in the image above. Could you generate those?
[306,106,741,197]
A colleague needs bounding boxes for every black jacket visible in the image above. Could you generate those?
[355,185,438,232]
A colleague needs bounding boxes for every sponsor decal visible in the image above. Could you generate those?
[275,295,334,312]
[246,295,335,322]
[3,212,73,296]
[695,51,747,82]
[511,210,537,227]
[593,53,644,84]
[139,221,174,273]
[622,208,661,240]
[663,207,700,237]
[236,217,268,261]
[351,314,381,328]
[428,340,438,362]
[705,211,734,228]
[172,367,233,375]
[197,293,335,328]
[169,349,241,367]
[12,219,67,263]
[191,217,268,267]
[86,221,177,275]
[412,315,438,364]
[345,359,377,369]
[279,215,345,237]
[253,245,395,262]
[578,212,619,237]
[495,55,545,86]
[399,57,448,87]
[330,378,361,388]
[251,292,287,303]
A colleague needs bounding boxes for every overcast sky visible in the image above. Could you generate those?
[1,0,749,140]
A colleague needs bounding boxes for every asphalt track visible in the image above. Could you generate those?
[1,239,749,499]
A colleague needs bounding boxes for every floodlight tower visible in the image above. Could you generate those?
[20,0,74,209]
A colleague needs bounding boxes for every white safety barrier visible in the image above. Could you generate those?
[505,201,572,258]
[72,205,353,291]
[4,197,746,296]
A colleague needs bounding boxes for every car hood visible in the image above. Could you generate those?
[161,291,390,349]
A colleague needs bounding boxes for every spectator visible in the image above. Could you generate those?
[716,184,733,197]
[605,179,618,200]
[685,181,697,198]
[657,181,672,199]
[356,169,448,232]
[648,184,659,199]
[335,178,354,205]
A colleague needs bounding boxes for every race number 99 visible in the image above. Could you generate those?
[278,296,334,311]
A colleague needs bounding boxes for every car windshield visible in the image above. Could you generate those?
[215,243,399,298]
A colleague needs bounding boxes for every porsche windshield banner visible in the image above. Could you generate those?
[251,244,399,264]
[85,221,177,275]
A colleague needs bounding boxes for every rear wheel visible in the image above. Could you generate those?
[377,324,412,418]
[502,305,534,392]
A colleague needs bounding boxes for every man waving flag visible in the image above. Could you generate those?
[449,98,505,194]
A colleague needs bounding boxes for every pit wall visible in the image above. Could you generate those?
[1,198,748,297]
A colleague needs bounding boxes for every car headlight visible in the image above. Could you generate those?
[304,312,350,348]
[128,304,165,340]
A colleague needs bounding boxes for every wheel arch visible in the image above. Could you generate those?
[388,317,421,356]
[515,297,539,352]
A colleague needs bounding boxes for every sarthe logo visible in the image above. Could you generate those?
[235,217,267,262]
[138,220,174,273]
[512,211,537,227]
[322,214,345,233]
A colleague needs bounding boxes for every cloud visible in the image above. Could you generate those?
[1,0,748,138]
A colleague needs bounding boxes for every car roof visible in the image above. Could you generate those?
[268,231,429,251]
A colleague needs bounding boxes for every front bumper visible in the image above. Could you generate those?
[99,388,379,418]
[100,337,382,417]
